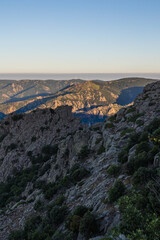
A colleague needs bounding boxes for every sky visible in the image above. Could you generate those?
[0,0,160,74]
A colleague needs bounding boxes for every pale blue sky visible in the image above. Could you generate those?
[0,0,160,73]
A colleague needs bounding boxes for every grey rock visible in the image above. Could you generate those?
[154,153,160,167]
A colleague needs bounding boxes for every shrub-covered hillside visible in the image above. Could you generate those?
[0,80,160,240]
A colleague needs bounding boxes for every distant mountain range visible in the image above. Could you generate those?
[0,77,157,123]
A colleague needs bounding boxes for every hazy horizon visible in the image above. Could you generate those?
[0,73,160,81]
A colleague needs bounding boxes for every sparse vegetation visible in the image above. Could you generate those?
[11,114,23,121]
[105,122,114,129]
[108,180,125,203]
[127,113,144,122]
[121,128,133,137]
[97,144,105,154]
[78,145,90,159]
[31,136,36,142]
[106,165,121,176]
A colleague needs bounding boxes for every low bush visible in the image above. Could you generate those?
[8,230,24,240]
[39,163,51,176]
[31,136,36,142]
[105,123,114,129]
[97,144,105,155]
[0,165,39,208]
[126,107,136,114]
[78,145,90,159]
[106,165,121,176]
[108,115,116,122]
[41,144,58,155]
[54,194,65,206]
[11,114,23,121]
[70,164,89,183]
[6,143,17,152]
[118,149,128,163]
[49,206,68,225]
[0,134,7,143]
[70,215,81,233]
[108,180,125,203]
[136,141,149,155]
[126,151,148,175]
[73,205,88,217]
[24,215,42,234]
[34,200,44,211]
[132,167,156,185]
[127,132,140,149]
[42,182,59,199]
[95,138,102,144]
[121,128,133,137]
[79,211,98,238]
[127,113,144,122]
[145,118,160,134]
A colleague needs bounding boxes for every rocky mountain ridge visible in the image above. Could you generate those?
[0,78,157,124]
[0,80,160,240]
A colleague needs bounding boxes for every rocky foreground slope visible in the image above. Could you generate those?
[0,81,160,240]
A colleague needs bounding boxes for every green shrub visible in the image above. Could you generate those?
[8,230,24,240]
[78,145,90,159]
[70,164,89,183]
[127,132,140,150]
[127,113,144,122]
[148,146,160,163]
[132,167,156,185]
[0,165,39,208]
[95,138,102,144]
[58,175,70,187]
[118,149,128,163]
[108,180,125,203]
[11,114,23,121]
[106,165,121,176]
[0,134,7,143]
[39,163,51,176]
[34,200,44,211]
[6,143,17,152]
[28,230,48,240]
[139,131,148,142]
[27,151,32,157]
[108,115,116,122]
[145,118,160,134]
[52,231,75,240]
[136,119,144,126]
[55,194,65,206]
[118,195,144,234]
[136,141,149,155]
[97,144,105,155]
[70,215,81,232]
[31,136,36,142]
[127,151,148,175]
[43,182,59,199]
[73,205,88,217]
[49,206,67,225]
[41,144,58,155]
[121,128,133,137]
[24,215,42,234]
[105,123,114,129]
[152,127,160,138]
[126,107,136,114]
[79,211,98,238]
